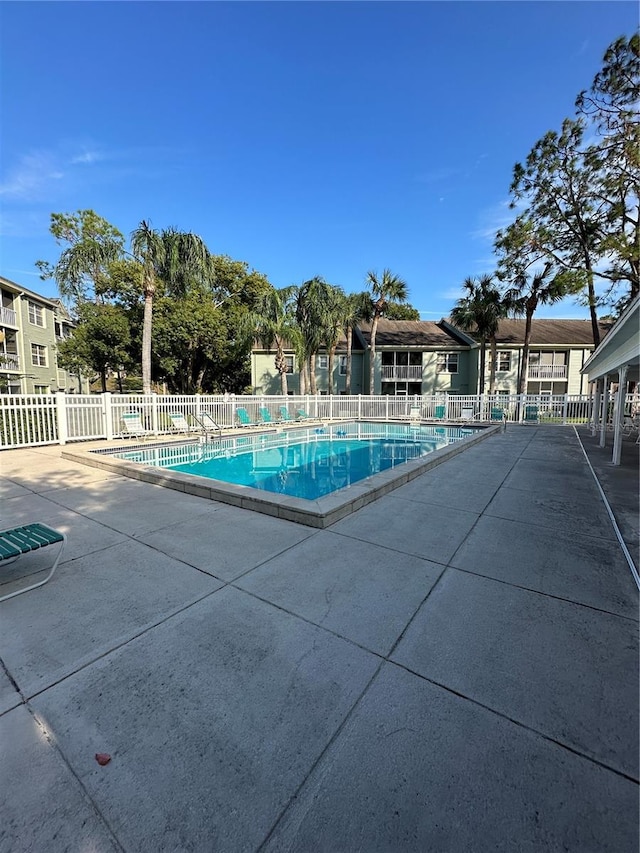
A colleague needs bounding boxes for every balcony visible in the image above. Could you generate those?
[381,365,423,381]
[1,353,20,371]
[0,305,17,327]
[528,364,567,380]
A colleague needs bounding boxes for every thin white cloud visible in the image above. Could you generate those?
[70,149,105,165]
[0,151,65,200]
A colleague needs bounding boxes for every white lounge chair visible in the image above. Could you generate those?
[168,412,195,436]
[121,412,153,440]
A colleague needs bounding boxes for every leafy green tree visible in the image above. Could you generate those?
[384,302,421,320]
[500,118,605,346]
[577,33,639,306]
[365,269,408,394]
[450,275,506,394]
[57,302,131,392]
[36,210,125,305]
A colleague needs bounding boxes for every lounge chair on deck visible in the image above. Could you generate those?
[259,407,274,424]
[434,405,446,420]
[236,407,259,427]
[409,404,421,424]
[0,523,66,602]
[524,405,539,424]
[121,412,153,440]
[279,406,293,422]
[168,412,196,436]
[296,408,310,420]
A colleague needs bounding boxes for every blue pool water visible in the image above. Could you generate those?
[108,422,475,501]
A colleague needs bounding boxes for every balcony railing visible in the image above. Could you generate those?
[528,364,567,380]
[0,305,17,327]
[381,365,423,380]
[0,353,20,371]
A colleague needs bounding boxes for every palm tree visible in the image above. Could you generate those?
[321,286,347,395]
[249,286,298,395]
[342,291,372,394]
[450,275,506,394]
[365,269,408,394]
[503,264,569,394]
[296,277,333,395]
[131,222,210,394]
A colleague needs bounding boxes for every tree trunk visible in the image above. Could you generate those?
[275,341,288,395]
[141,284,155,394]
[369,316,379,394]
[327,345,337,395]
[345,327,353,394]
[100,367,107,393]
[519,311,534,395]
[585,265,600,348]
[309,352,317,395]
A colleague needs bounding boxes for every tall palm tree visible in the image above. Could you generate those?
[503,264,569,394]
[365,269,408,394]
[296,277,332,395]
[131,222,210,394]
[342,291,372,394]
[249,286,298,395]
[450,275,506,394]
[321,286,347,395]
[131,221,164,394]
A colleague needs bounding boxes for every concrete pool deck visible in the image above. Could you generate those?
[0,425,638,851]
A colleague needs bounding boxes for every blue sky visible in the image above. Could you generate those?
[1,1,636,319]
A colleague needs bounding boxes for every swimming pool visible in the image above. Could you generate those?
[107,422,474,500]
[62,420,498,527]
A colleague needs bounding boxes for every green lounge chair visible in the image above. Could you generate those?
[259,407,273,424]
[524,405,539,424]
[279,406,293,422]
[0,523,66,602]
[434,405,446,420]
[296,408,309,420]
[236,407,257,427]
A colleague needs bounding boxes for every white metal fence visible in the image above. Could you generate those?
[0,391,632,449]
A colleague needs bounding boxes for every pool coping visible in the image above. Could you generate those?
[61,422,501,528]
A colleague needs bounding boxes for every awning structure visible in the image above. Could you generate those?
[582,295,640,465]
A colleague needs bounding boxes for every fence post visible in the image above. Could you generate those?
[358,394,362,420]
[102,392,113,441]
[385,396,389,421]
[56,391,68,445]
[195,394,202,421]
[151,393,159,434]
[562,394,569,425]
[444,392,449,419]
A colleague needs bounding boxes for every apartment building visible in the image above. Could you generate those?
[251,317,608,396]
[0,275,88,394]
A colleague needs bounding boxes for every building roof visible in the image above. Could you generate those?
[453,318,612,347]
[358,320,467,348]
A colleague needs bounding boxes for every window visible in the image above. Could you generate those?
[28,302,45,327]
[318,355,328,369]
[54,321,64,338]
[436,352,458,373]
[493,352,511,372]
[34,385,50,394]
[339,355,347,375]
[283,355,294,374]
[31,343,47,367]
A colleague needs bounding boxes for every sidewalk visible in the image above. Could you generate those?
[1,425,638,851]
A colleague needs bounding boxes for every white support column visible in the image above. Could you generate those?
[102,392,113,441]
[590,380,602,436]
[612,365,629,465]
[599,381,610,448]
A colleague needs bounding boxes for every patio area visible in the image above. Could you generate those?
[1,425,638,851]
